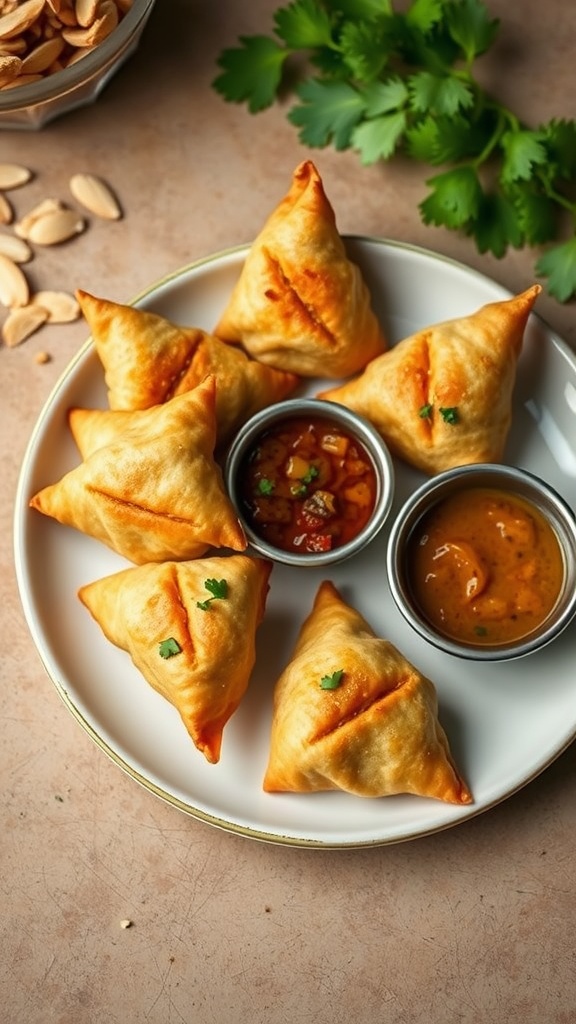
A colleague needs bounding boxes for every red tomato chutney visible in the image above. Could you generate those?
[238,416,377,554]
[407,487,564,645]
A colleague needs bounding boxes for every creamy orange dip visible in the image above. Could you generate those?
[407,486,564,645]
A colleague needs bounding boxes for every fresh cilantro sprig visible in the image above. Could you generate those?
[196,578,229,611]
[213,0,576,302]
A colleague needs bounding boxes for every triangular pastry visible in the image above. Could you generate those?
[214,160,387,377]
[263,581,472,804]
[30,376,246,564]
[78,554,272,763]
[318,285,541,475]
[76,289,299,446]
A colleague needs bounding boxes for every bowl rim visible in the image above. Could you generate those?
[224,396,395,568]
[386,462,576,662]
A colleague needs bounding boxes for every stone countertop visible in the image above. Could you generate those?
[2,2,576,1022]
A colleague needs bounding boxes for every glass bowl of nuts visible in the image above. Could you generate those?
[0,0,156,130]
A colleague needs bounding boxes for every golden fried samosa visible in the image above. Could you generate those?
[76,289,299,445]
[30,377,246,564]
[318,285,541,475]
[214,161,386,378]
[263,581,472,804]
[78,554,272,763]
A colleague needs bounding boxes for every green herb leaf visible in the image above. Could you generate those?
[500,129,548,185]
[213,1,576,302]
[419,402,433,418]
[213,35,288,113]
[159,637,182,659]
[353,110,407,163]
[535,236,576,303]
[274,0,334,49]
[320,669,345,690]
[408,71,474,117]
[420,166,483,229]
[196,578,229,611]
[444,0,499,63]
[258,478,275,495]
[440,406,459,424]
[289,78,367,149]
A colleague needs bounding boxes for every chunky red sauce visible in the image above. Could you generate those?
[239,416,377,554]
[407,487,564,645]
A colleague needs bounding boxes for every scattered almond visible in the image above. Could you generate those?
[0,232,32,263]
[69,172,122,220]
[0,163,33,190]
[0,166,123,347]
[0,193,13,224]
[15,197,64,239]
[26,207,85,246]
[0,253,30,307]
[2,303,48,347]
[31,289,80,323]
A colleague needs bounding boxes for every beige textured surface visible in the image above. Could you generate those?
[2,2,576,1022]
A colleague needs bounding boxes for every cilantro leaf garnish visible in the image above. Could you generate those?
[258,477,275,495]
[196,578,229,611]
[213,0,576,301]
[159,637,182,659]
[419,403,433,419]
[440,406,459,424]
[320,669,345,690]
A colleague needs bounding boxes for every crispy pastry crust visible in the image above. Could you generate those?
[214,161,387,377]
[30,376,246,563]
[263,581,472,804]
[319,285,541,475]
[78,554,272,763]
[76,289,299,446]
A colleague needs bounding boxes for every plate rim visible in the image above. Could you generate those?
[13,235,576,848]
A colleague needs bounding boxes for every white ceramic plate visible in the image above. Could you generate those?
[14,238,576,848]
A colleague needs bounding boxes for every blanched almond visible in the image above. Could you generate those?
[0,253,29,307]
[0,0,45,41]
[2,303,48,347]
[0,162,33,189]
[21,35,65,74]
[31,289,80,323]
[26,207,85,245]
[14,197,63,238]
[69,172,122,220]
[0,192,13,224]
[75,0,100,28]
[62,1,118,47]
[0,232,32,263]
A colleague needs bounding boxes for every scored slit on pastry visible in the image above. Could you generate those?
[319,284,541,475]
[78,554,272,764]
[214,160,387,378]
[29,376,247,563]
[263,580,472,804]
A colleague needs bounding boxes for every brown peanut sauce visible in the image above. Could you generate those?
[239,416,377,554]
[407,486,564,645]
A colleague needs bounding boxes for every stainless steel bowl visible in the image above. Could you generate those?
[0,0,156,130]
[386,463,576,661]
[224,398,395,568]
